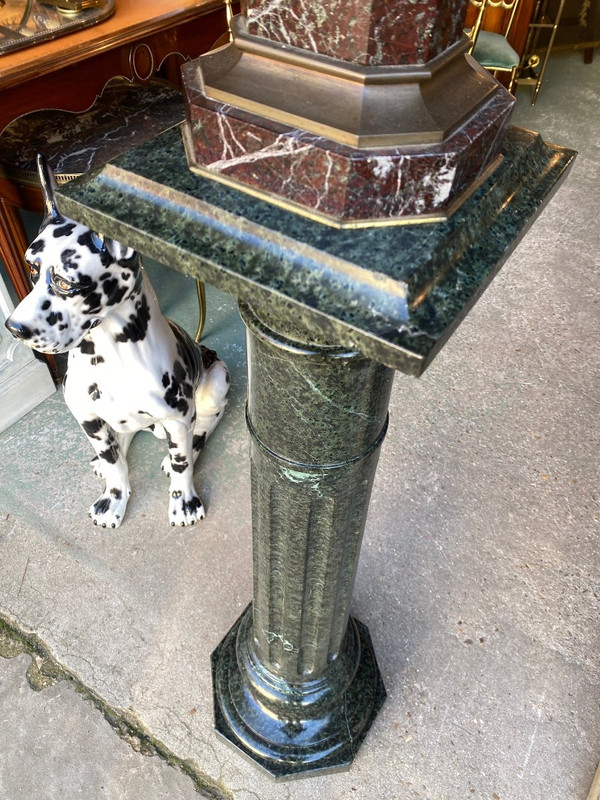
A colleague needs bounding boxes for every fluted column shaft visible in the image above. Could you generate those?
[244,302,393,681]
[211,300,394,778]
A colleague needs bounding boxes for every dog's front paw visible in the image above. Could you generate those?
[169,489,205,527]
[88,487,130,529]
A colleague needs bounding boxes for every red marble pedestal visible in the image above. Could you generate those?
[182,1,515,227]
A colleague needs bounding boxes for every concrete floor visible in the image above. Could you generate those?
[0,50,598,800]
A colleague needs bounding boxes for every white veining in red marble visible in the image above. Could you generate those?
[244,0,469,65]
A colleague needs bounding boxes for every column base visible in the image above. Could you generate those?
[211,604,386,780]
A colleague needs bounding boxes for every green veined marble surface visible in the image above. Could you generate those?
[57,125,575,376]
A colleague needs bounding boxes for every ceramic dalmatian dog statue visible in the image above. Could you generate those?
[5,154,229,529]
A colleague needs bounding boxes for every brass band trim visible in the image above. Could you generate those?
[193,16,498,149]
[229,14,471,85]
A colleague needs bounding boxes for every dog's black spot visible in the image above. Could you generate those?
[41,300,51,311]
[91,356,105,366]
[99,442,119,464]
[77,231,102,252]
[82,289,103,315]
[122,272,131,281]
[115,294,150,343]
[82,418,104,439]
[46,311,63,326]
[173,360,185,383]
[110,488,122,500]
[103,277,128,307]
[162,373,170,388]
[167,320,203,382]
[82,321,92,330]
[201,346,219,369]
[183,496,203,516]
[93,497,111,515]
[170,460,189,474]
[118,250,138,268]
[59,323,68,331]
[171,490,182,498]
[30,239,45,254]
[166,431,177,450]
[88,383,101,401]
[163,363,191,415]
[119,419,127,424]
[77,231,111,266]
[99,272,112,281]
[53,223,77,239]
[79,339,95,355]
[193,434,206,452]
[60,248,80,270]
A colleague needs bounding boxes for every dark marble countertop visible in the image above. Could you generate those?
[57,124,575,375]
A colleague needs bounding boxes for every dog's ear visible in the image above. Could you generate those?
[37,154,62,225]
[103,238,137,266]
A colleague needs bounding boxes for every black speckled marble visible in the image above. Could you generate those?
[57,124,575,376]
[0,80,184,175]
[212,607,386,779]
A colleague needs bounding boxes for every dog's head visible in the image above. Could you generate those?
[5,155,140,354]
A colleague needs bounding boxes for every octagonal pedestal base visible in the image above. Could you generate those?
[212,605,386,780]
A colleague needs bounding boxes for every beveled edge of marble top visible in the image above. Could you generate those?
[57,125,575,376]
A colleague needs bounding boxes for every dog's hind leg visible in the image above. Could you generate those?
[78,417,132,528]
[160,356,229,476]
[192,356,230,463]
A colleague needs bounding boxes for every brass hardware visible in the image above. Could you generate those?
[129,43,155,83]
[224,0,233,42]
[194,280,206,342]
[192,15,499,149]
[42,0,106,11]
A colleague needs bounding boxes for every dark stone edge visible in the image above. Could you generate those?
[211,605,386,781]
[56,128,576,376]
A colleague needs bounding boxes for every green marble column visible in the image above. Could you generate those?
[211,300,394,778]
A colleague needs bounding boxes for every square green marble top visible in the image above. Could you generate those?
[57,124,574,375]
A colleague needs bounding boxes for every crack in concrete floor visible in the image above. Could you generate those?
[0,615,232,800]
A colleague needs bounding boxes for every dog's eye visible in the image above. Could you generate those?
[50,269,78,295]
[55,277,72,292]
